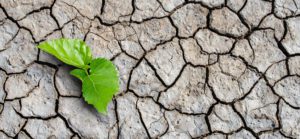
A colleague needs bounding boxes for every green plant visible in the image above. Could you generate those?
[37,38,119,114]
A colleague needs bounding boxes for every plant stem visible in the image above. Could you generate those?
[84,69,89,75]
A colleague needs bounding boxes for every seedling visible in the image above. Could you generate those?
[37,38,119,114]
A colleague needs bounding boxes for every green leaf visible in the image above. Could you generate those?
[38,38,120,114]
[82,58,119,114]
[37,38,92,69]
[70,69,87,81]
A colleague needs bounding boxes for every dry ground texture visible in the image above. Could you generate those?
[0,0,300,138]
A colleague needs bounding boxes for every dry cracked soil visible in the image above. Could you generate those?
[0,0,300,139]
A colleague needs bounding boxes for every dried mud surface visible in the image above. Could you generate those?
[0,0,300,138]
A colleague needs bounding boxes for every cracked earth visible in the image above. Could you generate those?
[0,0,300,138]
